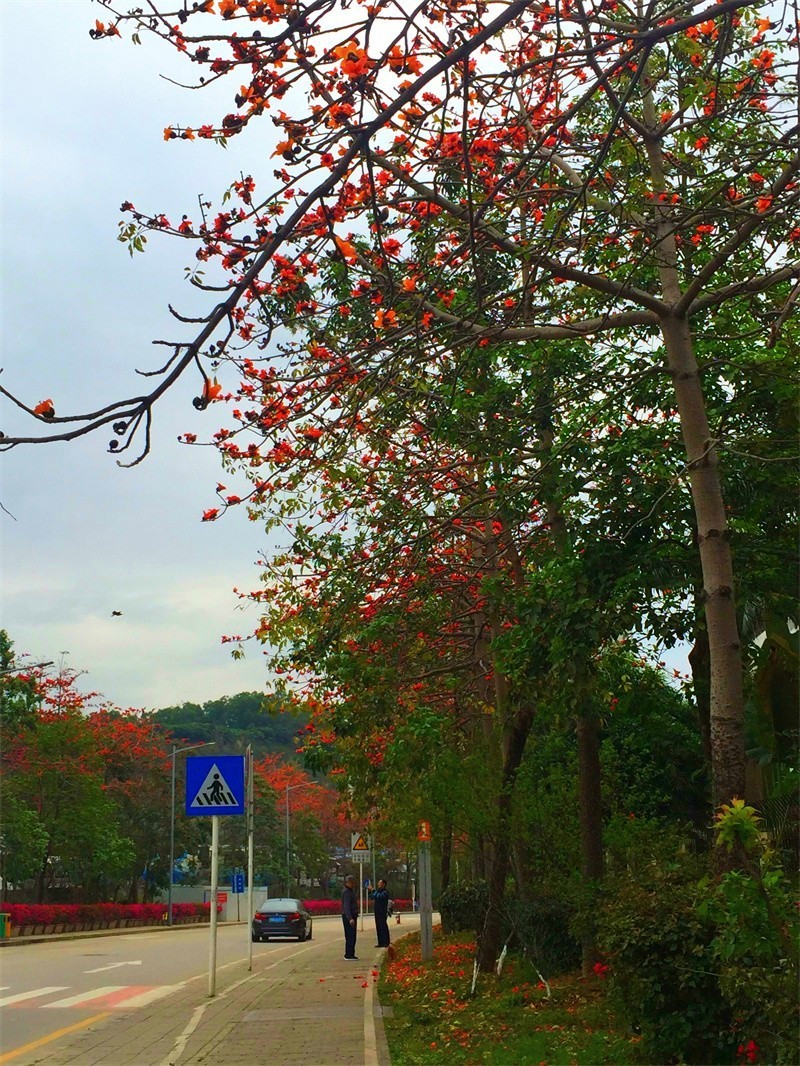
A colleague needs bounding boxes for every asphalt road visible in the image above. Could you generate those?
[0,917,357,1060]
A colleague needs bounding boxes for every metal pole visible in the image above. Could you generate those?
[168,746,176,926]
[208,815,219,997]
[285,785,290,896]
[359,861,364,932]
[419,842,433,961]
[372,835,377,899]
[247,745,254,971]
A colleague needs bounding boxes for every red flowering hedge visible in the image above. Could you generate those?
[303,899,412,916]
[2,902,214,927]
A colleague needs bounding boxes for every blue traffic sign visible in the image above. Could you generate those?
[185,755,245,817]
[233,872,245,894]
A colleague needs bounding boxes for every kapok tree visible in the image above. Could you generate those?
[2,0,797,838]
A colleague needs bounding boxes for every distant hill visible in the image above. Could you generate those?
[148,691,307,760]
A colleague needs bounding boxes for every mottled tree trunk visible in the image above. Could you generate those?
[641,88,747,827]
[688,622,713,769]
[660,315,746,820]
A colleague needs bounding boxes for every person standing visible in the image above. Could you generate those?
[372,878,391,948]
[341,874,359,960]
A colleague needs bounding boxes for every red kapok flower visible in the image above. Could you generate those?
[332,41,372,79]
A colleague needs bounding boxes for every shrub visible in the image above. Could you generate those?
[698,800,800,1065]
[439,880,488,935]
[301,898,412,916]
[303,899,342,916]
[506,897,581,977]
[595,854,732,1065]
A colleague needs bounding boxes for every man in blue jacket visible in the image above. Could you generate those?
[372,878,391,948]
[341,874,359,960]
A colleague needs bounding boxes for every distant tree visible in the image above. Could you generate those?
[150,691,307,758]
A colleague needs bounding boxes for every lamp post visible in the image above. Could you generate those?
[169,741,215,926]
[285,781,312,897]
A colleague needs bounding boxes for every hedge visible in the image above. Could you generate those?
[302,898,412,916]
[2,902,214,926]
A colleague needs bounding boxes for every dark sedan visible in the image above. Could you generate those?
[252,898,313,942]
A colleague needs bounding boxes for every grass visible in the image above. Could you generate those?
[380,929,645,1065]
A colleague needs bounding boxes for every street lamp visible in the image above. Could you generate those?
[168,741,215,926]
[285,781,313,897]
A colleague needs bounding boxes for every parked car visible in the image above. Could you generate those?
[252,898,313,942]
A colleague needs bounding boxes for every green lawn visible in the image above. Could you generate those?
[381,930,645,1065]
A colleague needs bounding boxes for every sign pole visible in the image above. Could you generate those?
[371,835,377,898]
[246,745,254,972]
[359,862,364,932]
[208,814,219,996]
[417,822,433,961]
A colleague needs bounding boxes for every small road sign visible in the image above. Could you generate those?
[351,831,371,864]
[233,872,245,894]
[185,756,245,817]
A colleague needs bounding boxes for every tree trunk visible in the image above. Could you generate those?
[440,822,453,896]
[36,855,48,904]
[660,314,746,816]
[688,621,713,770]
[476,707,534,972]
[576,713,603,972]
[640,84,746,822]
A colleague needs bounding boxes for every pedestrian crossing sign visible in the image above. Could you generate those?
[185,755,245,817]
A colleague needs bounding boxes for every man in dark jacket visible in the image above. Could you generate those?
[341,874,359,960]
[372,878,391,948]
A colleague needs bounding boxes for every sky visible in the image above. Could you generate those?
[0,1,690,711]
[0,0,282,709]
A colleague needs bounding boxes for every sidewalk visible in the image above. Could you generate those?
[15,923,399,1066]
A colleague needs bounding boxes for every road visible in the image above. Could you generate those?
[0,915,415,1065]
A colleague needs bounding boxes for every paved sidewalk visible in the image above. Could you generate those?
[14,923,404,1066]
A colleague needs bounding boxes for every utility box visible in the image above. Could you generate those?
[0,913,11,938]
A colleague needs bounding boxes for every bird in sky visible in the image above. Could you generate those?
[111,611,123,617]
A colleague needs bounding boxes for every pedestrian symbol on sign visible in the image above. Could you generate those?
[190,764,239,808]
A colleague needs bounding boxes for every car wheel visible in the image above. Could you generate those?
[251,934,260,942]
[306,925,313,941]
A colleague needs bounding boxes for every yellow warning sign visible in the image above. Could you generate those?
[351,833,370,852]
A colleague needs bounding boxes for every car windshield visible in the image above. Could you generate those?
[256,899,302,914]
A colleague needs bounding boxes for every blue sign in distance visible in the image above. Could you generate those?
[233,872,245,894]
[185,755,246,817]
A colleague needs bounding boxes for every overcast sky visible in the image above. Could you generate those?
[1,0,282,709]
[0,1,689,711]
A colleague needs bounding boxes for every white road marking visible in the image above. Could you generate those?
[161,942,318,1066]
[85,960,142,973]
[0,987,68,1008]
[115,984,184,1009]
[44,986,126,1008]
[364,973,378,1066]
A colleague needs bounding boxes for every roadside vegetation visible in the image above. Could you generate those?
[382,930,642,1065]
